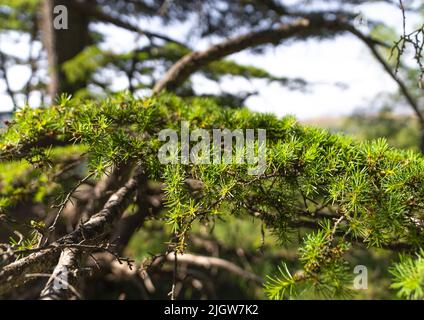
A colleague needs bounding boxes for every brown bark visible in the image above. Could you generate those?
[0,169,144,296]
[39,248,80,300]
[40,0,90,99]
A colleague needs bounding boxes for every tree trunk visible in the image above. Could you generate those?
[40,0,90,99]
[419,127,424,154]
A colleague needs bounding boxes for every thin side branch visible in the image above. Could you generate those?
[70,0,186,47]
[348,26,424,127]
[163,253,263,284]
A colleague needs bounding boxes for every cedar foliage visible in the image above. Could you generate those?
[1,93,423,299]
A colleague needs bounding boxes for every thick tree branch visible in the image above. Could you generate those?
[152,10,424,152]
[162,253,263,285]
[0,135,71,162]
[39,248,80,300]
[0,168,144,296]
[77,163,137,222]
[153,17,352,93]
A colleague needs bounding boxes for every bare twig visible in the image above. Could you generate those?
[69,0,187,47]
[392,0,424,86]
[169,250,178,300]
[43,171,96,245]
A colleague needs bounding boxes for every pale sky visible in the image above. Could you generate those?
[0,2,421,120]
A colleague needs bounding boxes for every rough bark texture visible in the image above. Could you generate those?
[78,164,136,222]
[0,248,61,297]
[0,169,144,297]
[40,248,79,300]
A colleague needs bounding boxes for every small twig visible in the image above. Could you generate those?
[329,214,346,241]
[391,1,424,86]
[12,241,133,269]
[349,26,424,128]
[43,172,96,245]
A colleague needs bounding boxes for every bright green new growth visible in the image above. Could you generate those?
[390,250,424,299]
[0,92,423,299]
